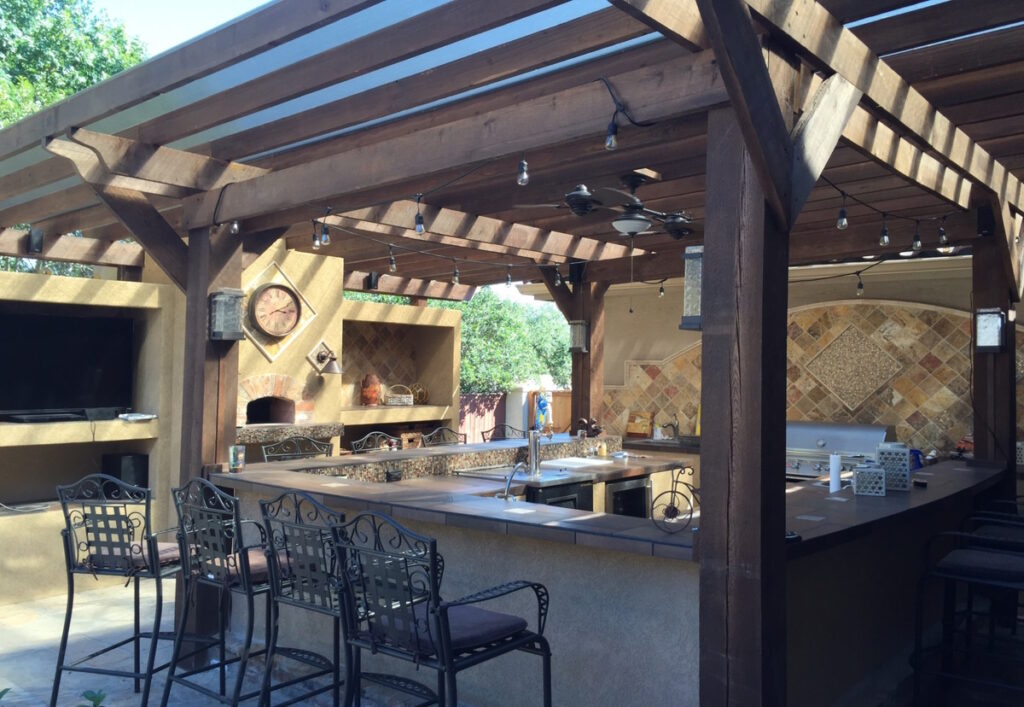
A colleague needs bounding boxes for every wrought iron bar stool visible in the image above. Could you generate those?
[480,424,525,442]
[261,436,333,462]
[161,478,275,706]
[258,491,348,705]
[912,522,1024,704]
[51,474,181,707]
[420,426,466,447]
[332,511,552,706]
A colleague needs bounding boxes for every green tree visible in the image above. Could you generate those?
[0,0,144,276]
[0,0,145,126]
[430,287,570,394]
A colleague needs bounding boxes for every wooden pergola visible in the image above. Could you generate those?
[1,1,1022,703]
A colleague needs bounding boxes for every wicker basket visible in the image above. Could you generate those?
[383,384,414,406]
[410,382,429,405]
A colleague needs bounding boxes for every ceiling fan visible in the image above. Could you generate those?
[517,172,694,239]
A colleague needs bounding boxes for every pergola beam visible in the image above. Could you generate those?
[42,138,196,198]
[0,0,380,162]
[0,228,144,268]
[695,0,792,227]
[344,201,639,261]
[182,51,728,229]
[342,270,476,300]
[68,128,269,191]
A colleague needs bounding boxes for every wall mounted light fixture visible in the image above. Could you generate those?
[679,245,703,330]
[308,341,342,375]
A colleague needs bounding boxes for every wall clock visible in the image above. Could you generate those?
[248,282,302,337]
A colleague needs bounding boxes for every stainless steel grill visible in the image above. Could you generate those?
[785,421,896,479]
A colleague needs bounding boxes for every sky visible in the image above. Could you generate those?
[93,0,267,56]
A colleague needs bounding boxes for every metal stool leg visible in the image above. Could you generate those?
[49,568,75,707]
[134,575,141,693]
[140,574,164,706]
[160,577,193,707]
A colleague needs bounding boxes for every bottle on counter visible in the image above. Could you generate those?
[598,441,608,457]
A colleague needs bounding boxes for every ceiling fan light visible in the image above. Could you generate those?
[612,211,651,235]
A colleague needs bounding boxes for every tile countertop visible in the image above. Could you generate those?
[210,456,1003,565]
[211,450,697,562]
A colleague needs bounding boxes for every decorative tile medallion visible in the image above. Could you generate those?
[805,326,902,411]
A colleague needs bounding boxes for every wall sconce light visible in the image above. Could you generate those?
[208,287,245,340]
[308,341,342,375]
[364,271,380,290]
[569,320,589,353]
[974,308,1006,353]
[679,245,702,331]
[28,228,44,254]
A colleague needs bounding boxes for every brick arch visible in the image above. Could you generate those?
[237,374,314,426]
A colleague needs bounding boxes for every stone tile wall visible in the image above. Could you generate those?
[341,321,420,405]
[603,302,1024,453]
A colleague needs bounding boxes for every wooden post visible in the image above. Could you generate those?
[569,282,608,432]
[699,106,789,707]
[971,232,1017,494]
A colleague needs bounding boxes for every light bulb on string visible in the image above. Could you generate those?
[414,194,425,234]
[658,283,665,298]
[388,245,397,273]
[878,213,890,247]
[311,220,321,251]
[506,266,513,287]
[938,218,948,245]
[554,269,562,287]
[320,221,331,247]
[452,262,460,285]
[912,221,922,251]
[836,193,848,230]
[856,273,864,297]
[516,158,529,186]
[604,115,618,151]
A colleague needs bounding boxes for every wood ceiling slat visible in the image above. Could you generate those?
[0,0,380,162]
[915,59,1024,106]
[0,184,96,227]
[957,115,1024,143]
[884,25,1024,83]
[200,7,653,160]
[127,0,566,146]
[943,91,1024,123]
[816,0,919,24]
[851,0,1024,56]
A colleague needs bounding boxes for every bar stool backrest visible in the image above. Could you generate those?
[57,473,155,576]
[172,478,253,590]
[421,426,466,447]
[351,431,400,453]
[480,424,526,442]
[261,436,333,461]
[332,512,442,656]
[260,491,345,616]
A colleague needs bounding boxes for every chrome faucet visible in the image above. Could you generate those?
[662,414,679,439]
[528,428,551,477]
[502,461,528,499]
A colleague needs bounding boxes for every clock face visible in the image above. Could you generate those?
[249,283,301,338]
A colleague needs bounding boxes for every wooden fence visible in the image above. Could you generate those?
[459,393,506,444]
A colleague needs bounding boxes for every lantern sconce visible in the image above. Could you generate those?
[208,288,245,340]
[974,308,1006,353]
[308,340,342,375]
[679,245,703,331]
[569,320,589,353]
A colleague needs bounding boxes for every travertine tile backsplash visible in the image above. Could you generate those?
[603,302,1024,453]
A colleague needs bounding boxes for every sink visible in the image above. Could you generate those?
[456,467,572,483]
[539,457,612,469]
[623,436,700,452]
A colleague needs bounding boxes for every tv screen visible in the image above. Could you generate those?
[0,313,134,415]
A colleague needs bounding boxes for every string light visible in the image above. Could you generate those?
[506,266,513,287]
[414,193,425,234]
[516,157,529,186]
[836,193,848,230]
[596,77,654,152]
[388,245,397,273]
[856,273,864,297]
[452,261,460,285]
[554,269,562,287]
[658,283,665,297]
[938,218,948,245]
[320,207,332,246]
[229,220,240,235]
[311,220,321,250]
[912,221,922,251]
[879,213,890,247]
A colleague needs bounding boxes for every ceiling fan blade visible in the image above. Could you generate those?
[591,186,642,208]
[513,203,565,209]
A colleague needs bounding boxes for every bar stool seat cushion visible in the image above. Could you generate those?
[936,548,1024,582]
[407,602,528,654]
[972,523,1024,551]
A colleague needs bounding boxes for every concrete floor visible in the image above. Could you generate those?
[0,583,418,706]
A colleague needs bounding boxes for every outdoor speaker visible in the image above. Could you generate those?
[102,453,149,488]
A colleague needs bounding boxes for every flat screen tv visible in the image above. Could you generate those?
[0,313,134,421]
